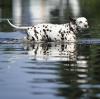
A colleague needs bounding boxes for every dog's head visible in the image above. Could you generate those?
[76,17,89,30]
[69,17,89,31]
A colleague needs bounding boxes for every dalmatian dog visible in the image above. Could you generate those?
[7,17,88,42]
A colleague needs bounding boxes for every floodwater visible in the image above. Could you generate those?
[0,0,100,99]
[0,31,100,99]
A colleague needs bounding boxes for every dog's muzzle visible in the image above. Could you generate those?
[84,24,89,29]
[84,24,89,28]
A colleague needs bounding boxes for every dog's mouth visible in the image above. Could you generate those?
[77,25,89,33]
[77,25,89,31]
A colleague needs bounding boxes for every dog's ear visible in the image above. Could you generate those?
[69,16,76,23]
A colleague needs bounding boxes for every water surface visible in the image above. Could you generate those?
[0,32,100,99]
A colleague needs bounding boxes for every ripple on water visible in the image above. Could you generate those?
[0,35,100,99]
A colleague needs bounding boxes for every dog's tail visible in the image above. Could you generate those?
[7,19,31,29]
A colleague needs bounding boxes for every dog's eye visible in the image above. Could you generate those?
[79,21,82,24]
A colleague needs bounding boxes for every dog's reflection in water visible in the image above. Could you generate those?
[24,42,77,61]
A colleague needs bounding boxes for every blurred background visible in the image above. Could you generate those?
[0,0,100,37]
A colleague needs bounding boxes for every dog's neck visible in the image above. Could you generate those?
[69,22,79,33]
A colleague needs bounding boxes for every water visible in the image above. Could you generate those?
[1,0,100,99]
[0,31,100,99]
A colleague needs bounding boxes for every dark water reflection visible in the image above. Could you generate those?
[0,32,100,99]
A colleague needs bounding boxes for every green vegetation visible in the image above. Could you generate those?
[80,0,100,38]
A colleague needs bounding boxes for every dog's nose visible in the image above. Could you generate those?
[84,24,88,28]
